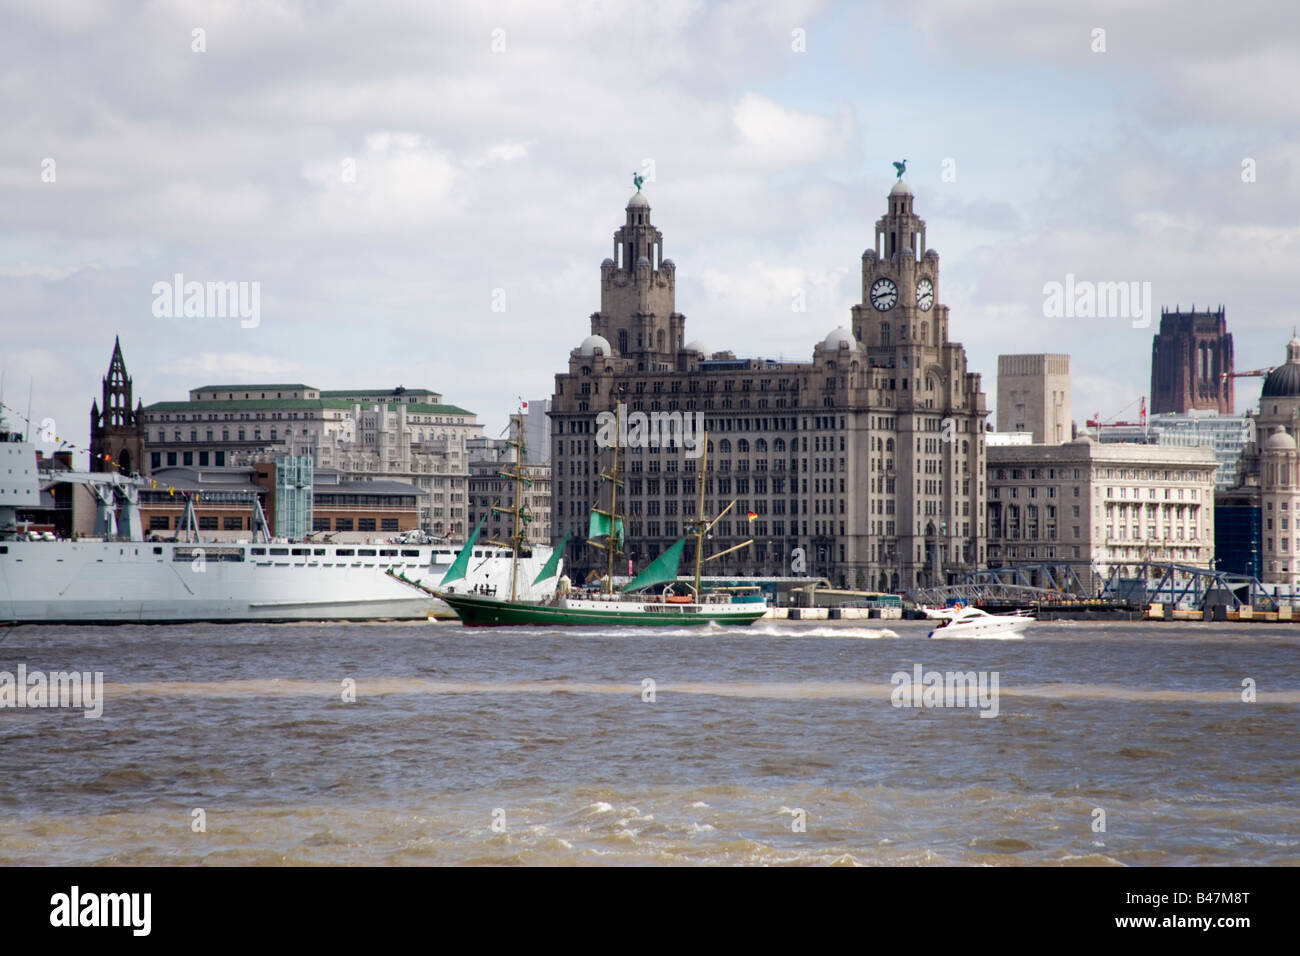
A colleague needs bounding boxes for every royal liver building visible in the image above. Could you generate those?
[549,177,987,590]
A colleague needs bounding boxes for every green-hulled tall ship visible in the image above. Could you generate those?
[392,403,766,627]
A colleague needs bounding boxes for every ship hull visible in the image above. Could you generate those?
[0,540,554,624]
[436,590,767,627]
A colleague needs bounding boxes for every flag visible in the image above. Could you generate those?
[747,512,757,521]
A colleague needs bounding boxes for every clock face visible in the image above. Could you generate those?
[916,277,934,311]
[870,278,898,312]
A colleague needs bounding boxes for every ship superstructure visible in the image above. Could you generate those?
[0,431,553,623]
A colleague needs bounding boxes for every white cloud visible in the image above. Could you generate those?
[732,92,848,166]
[466,142,529,167]
[297,132,459,234]
[168,353,305,380]
[1,0,1297,447]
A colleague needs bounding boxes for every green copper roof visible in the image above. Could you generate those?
[321,388,439,397]
[193,384,315,392]
[142,398,474,417]
[142,399,354,413]
[402,403,473,416]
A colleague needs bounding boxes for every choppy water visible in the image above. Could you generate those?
[1,619,1297,866]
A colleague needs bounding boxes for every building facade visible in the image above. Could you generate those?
[140,463,421,542]
[988,439,1217,589]
[1149,307,1235,414]
[996,354,1071,444]
[89,337,146,476]
[548,180,987,590]
[141,384,479,537]
[1228,336,1300,589]
[523,399,552,464]
[466,436,552,551]
[1095,411,1254,490]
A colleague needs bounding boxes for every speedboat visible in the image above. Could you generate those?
[928,606,1032,639]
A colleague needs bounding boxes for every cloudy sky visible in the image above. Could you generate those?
[3,0,1297,456]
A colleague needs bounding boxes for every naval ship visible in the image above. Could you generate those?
[0,431,556,624]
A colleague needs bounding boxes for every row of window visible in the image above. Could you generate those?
[149,515,246,531]
[310,518,401,532]
[152,451,226,469]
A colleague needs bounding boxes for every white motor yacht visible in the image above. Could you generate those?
[928,606,1033,639]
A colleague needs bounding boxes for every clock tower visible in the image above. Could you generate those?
[849,176,986,588]
[852,178,947,350]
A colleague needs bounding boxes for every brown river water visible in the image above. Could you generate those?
[1,618,1296,865]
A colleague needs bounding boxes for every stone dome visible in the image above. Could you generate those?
[890,179,912,196]
[1262,340,1300,397]
[661,258,675,269]
[1265,426,1297,452]
[627,191,649,208]
[924,248,940,259]
[601,257,615,268]
[1263,365,1300,398]
[637,255,651,268]
[822,327,858,351]
[862,248,877,259]
[578,334,612,357]
[684,340,709,355]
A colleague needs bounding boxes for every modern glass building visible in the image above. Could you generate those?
[1214,486,1261,578]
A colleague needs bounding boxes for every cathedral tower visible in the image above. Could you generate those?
[90,336,146,475]
[1150,306,1234,414]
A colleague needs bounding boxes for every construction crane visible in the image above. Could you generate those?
[1086,397,1147,432]
[1222,367,1274,382]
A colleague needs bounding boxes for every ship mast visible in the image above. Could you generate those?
[486,407,530,601]
[691,428,753,598]
[606,402,619,592]
[693,428,708,596]
[584,401,624,595]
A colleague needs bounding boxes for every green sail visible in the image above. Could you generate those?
[588,511,625,549]
[532,531,570,585]
[440,515,486,585]
[622,538,686,593]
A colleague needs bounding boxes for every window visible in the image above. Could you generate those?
[149,516,169,530]
[224,517,243,530]
[198,516,218,530]
[358,518,376,532]
[382,519,399,532]
[335,518,354,531]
